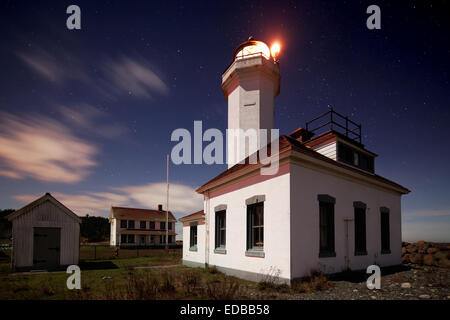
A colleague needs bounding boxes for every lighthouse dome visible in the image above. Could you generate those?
[234,37,271,61]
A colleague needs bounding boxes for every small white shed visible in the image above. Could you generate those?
[7,193,81,271]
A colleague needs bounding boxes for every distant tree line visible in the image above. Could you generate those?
[80,215,110,243]
[0,209,13,240]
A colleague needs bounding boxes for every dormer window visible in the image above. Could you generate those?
[337,142,374,173]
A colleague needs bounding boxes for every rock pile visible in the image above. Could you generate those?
[402,241,450,268]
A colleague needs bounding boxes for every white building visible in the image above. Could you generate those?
[7,193,81,271]
[109,205,177,247]
[181,38,410,283]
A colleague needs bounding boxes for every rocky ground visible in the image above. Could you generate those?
[252,241,450,300]
[251,264,449,300]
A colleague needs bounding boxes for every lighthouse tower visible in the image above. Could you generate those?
[222,37,281,168]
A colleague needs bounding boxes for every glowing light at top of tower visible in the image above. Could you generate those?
[234,39,271,60]
[233,38,281,61]
[270,42,281,59]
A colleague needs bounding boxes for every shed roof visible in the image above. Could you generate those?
[6,193,81,223]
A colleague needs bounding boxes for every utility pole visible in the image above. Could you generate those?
[165,154,169,251]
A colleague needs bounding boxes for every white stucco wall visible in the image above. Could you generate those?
[182,223,206,266]
[289,162,402,278]
[206,173,291,281]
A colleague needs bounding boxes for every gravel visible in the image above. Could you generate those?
[253,265,449,300]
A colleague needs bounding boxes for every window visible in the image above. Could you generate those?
[168,222,172,230]
[337,142,374,173]
[354,202,367,255]
[139,235,146,244]
[190,225,198,249]
[380,207,390,254]
[127,234,135,243]
[121,234,127,243]
[215,210,226,249]
[128,220,135,229]
[150,221,155,230]
[160,235,165,244]
[140,221,146,229]
[160,222,166,230]
[247,202,264,250]
[168,235,173,243]
[120,220,127,228]
[318,195,335,257]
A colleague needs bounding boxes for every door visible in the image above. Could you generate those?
[33,227,61,269]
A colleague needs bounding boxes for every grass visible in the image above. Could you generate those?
[0,248,332,299]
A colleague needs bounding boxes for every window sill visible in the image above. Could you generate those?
[319,251,336,258]
[381,249,391,255]
[245,250,265,258]
[355,250,368,256]
[214,248,227,254]
[189,246,198,252]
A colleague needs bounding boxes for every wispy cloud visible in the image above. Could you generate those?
[0,112,98,183]
[112,182,202,213]
[16,47,88,84]
[58,104,128,139]
[101,55,169,99]
[16,46,169,100]
[14,182,203,216]
[403,209,450,219]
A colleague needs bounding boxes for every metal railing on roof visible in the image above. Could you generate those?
[305,107,362,144]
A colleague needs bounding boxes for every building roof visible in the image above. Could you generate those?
[179,210,205,222]
[197,134,410,195]
[110,206,177,221]
[6,193,81,223]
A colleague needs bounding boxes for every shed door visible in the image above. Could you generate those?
[33,227,61,269]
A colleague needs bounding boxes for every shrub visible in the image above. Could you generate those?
[181,271,201,295]
[206,277,244,300]
[292,270,331,293]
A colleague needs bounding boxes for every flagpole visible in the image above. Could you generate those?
[165,154,169,250]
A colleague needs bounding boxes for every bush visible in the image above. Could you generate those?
[292,270,331,293]
[206,277,244,300]
[181,271,201,295]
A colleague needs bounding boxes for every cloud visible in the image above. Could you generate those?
[13,182,203,217]
[0,112,98,183]
[112,182,203,213]
[17,46,169,100]
[16,47,87,84]
[101,56,169,99]
[58,104,128,139]
[403,209,450,219]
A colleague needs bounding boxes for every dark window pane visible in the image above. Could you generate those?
[160,222,166,230]
[128,220,135,229]
[140,221,146,229]
[215,210,226,248]
[150,221,155,229]
[168,222,172,230]
[127,235,135,243]
[120,220,127,228]
[354,207,366,254]
[247,202,264,249]
[319,201,335,254]
[190,225,198,247]
[121,234,127,243]
[381,210,390,252]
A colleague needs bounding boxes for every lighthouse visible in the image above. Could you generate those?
[222,37,281,168]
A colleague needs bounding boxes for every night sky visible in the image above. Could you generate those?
[0,0,449,241]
